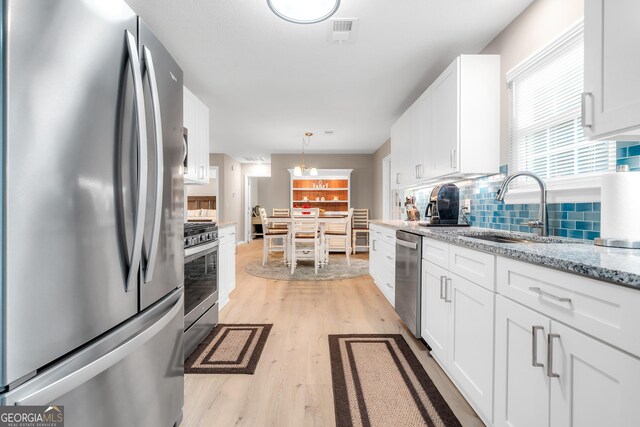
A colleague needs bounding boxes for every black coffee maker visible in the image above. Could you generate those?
[425,183,460,225]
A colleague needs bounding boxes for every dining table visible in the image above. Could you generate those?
[267,214,349,268]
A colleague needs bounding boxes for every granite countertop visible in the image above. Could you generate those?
[370,220,640,289]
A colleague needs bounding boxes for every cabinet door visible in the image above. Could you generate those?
[421,261,449,366]
[218,242,234,307]
[183,87,198,181]
[495,296,550,427]
[196,100,210,183]
[227,240,236,295]
[218,244,227,306]
[447,274,495,423]
[369,236,379,285]
[431,59,459,177]
[420,88,435,180]
[390,110,411,189]
[410,90,432,183]
[584,0,640,140]
[549,322,640,427]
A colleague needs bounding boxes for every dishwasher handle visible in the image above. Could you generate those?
[396,239,418,250]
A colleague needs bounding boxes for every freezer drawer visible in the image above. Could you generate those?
[1,290,184,427]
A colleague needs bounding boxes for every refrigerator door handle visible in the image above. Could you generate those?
[142,46,164,284]
[125,30,148,292]
[6,293,183,406]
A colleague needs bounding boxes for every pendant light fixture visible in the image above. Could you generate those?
[267,0,340,24]
[294,132,318,177]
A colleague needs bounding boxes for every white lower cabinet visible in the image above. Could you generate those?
[495,296,551,427]
[218,227,236,309]
[421,261,448,364]
[369,225,396,306]
[549,322,640,427]
[495,295,640,427]
[448,274,494,422]
[421,257,495,424]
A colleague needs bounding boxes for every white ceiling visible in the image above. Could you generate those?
[126,0,533,162]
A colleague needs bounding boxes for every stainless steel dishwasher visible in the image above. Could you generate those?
[395,230,422,338]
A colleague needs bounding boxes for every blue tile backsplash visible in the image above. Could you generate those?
[616,141,640,171]
[412,141,640,241]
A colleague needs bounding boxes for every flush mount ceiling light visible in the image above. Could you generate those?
[294,132,318,176]
[267,0,340,24]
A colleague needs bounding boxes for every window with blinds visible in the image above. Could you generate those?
[508,22,615,185]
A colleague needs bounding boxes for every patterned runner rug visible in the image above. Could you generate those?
[185,324,272,374]
[329,334,462,427]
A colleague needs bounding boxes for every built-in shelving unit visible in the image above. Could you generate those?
[289,169,352,214]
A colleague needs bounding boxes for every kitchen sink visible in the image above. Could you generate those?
[463,234,539,244]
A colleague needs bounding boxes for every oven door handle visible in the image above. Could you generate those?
[184,240,219,262]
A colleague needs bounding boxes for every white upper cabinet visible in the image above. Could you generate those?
[183,86,210,184]
[390,54,500,188]
[584,0,640,140]
[431,59,459,178]
[409,89,432,185]
[390,109,411,189]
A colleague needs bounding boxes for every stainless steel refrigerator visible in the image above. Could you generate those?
[0,1,185,426]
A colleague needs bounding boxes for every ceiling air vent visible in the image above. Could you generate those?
[243,156,266,163]
[329,18,358,44]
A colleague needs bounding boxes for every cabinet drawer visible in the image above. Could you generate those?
[370,225,396,247]
[449,245,495,291]
[422,238,449,268]
[497,256,640,358]
[377,267,395,298]
[219,226,236,238]
[372,236,394,259]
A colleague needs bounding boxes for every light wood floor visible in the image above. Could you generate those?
[183,240,484,427]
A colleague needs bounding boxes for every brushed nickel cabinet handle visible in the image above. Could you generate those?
[444,277,452,303]
[531,326,544,367]
[581,92,593,128]
[547,333,560,378]
[529,287,572,303]
[440,276,447,300]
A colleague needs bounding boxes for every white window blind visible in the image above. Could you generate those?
[508,22,615,185]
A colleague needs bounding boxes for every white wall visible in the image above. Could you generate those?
[186,170,218,197]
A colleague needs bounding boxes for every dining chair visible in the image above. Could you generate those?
[290,208,320,274]
[259,208,288,266]
[323,208,354,267]
[269,208,290,252]
[351,208,370,254]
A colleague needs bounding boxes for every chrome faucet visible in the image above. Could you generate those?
[496,171,548,236]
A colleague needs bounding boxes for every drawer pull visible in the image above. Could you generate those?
[386,282,393,288]
[528,287,572,303]
[440,276,447,300]
[531,326,544,368]
[547,333,561,378]
[386,256,393,261]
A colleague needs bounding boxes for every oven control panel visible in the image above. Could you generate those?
[184,231,217,248]
[184,223,219,249]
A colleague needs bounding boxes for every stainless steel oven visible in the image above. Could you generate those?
[184,223,219,358]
